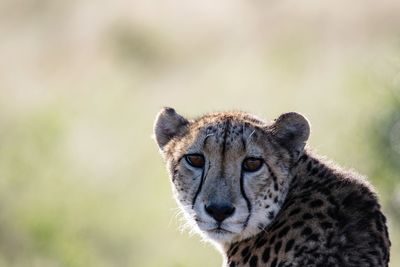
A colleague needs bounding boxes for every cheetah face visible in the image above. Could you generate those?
[154,108,309,245]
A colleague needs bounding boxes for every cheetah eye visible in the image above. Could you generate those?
[242,157,263,172]
[185,154,205,168]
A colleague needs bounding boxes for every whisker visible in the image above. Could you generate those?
[257,224,269,235]
[246,130,256,146]
[168,204,193,228]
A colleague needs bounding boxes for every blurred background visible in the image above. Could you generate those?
[0,0,400,266]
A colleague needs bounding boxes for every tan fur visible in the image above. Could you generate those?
[154,108,390,267]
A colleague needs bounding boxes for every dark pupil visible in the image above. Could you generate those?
[187,155,204,167]
[244,159,262,171]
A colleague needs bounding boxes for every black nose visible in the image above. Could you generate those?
[205,203,235,222]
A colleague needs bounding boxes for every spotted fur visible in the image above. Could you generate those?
[154,108,390,267]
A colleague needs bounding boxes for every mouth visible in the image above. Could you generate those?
[208,226,234,234]
[203,226,238,242]
[195,218,244,241]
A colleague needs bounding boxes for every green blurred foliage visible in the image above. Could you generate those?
[0,0,400,266]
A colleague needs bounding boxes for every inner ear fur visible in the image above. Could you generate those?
[269,112,310,154]
[153,107,189,150]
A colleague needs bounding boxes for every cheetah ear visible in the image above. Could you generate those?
[270,112,310,155]
[153,107,189,150]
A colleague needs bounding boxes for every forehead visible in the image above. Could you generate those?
[186,112,267,153]
[193,112,265,133]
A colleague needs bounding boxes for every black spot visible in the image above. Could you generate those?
[249,255,258,267]
[306,233,319,242]
[326,232,334,247]
[241,246,250,257]
[302,213,313,220]
[268,211,275,220]
[274,241,282,254]
[285,239,295,252]
[300,197,310,203]
[342,191,359,207]
[319,187,331,196]
[292,221,304,228]
[307,161,312,171]
[262,247,270,263]
[271,258,278,267]
[310,168,319,175]
[375,216,384,232]
[283,199,295,209]
[269,235,276,244]
[327,207,340,220]
[278,226,291,238]
[269,168,278,183]
[229,244,239,256]
[299,154,308,162]
[320,222,333,229]
[274,183,279,191]
[270,220,286,232]
[288,207,301,216]
[229,261,236,267]
[309,199,324,208]
[314,212,326,219]
[294,246,307,258]
[255,236,268,248]
[301,227,312,236]
[243,253,251,265]
[303,180,314,188]
[319,169,327,177]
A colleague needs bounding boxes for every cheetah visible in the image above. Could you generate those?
[153,108,390,267]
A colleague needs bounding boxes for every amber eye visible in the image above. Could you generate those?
[242,158,263,172]
[185,154,205,168]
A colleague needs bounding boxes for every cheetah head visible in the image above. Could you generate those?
[154,108,310,245]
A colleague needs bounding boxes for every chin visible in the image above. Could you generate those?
[202,228,239,244]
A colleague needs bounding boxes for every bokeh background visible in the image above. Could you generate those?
[1,0,400,266]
